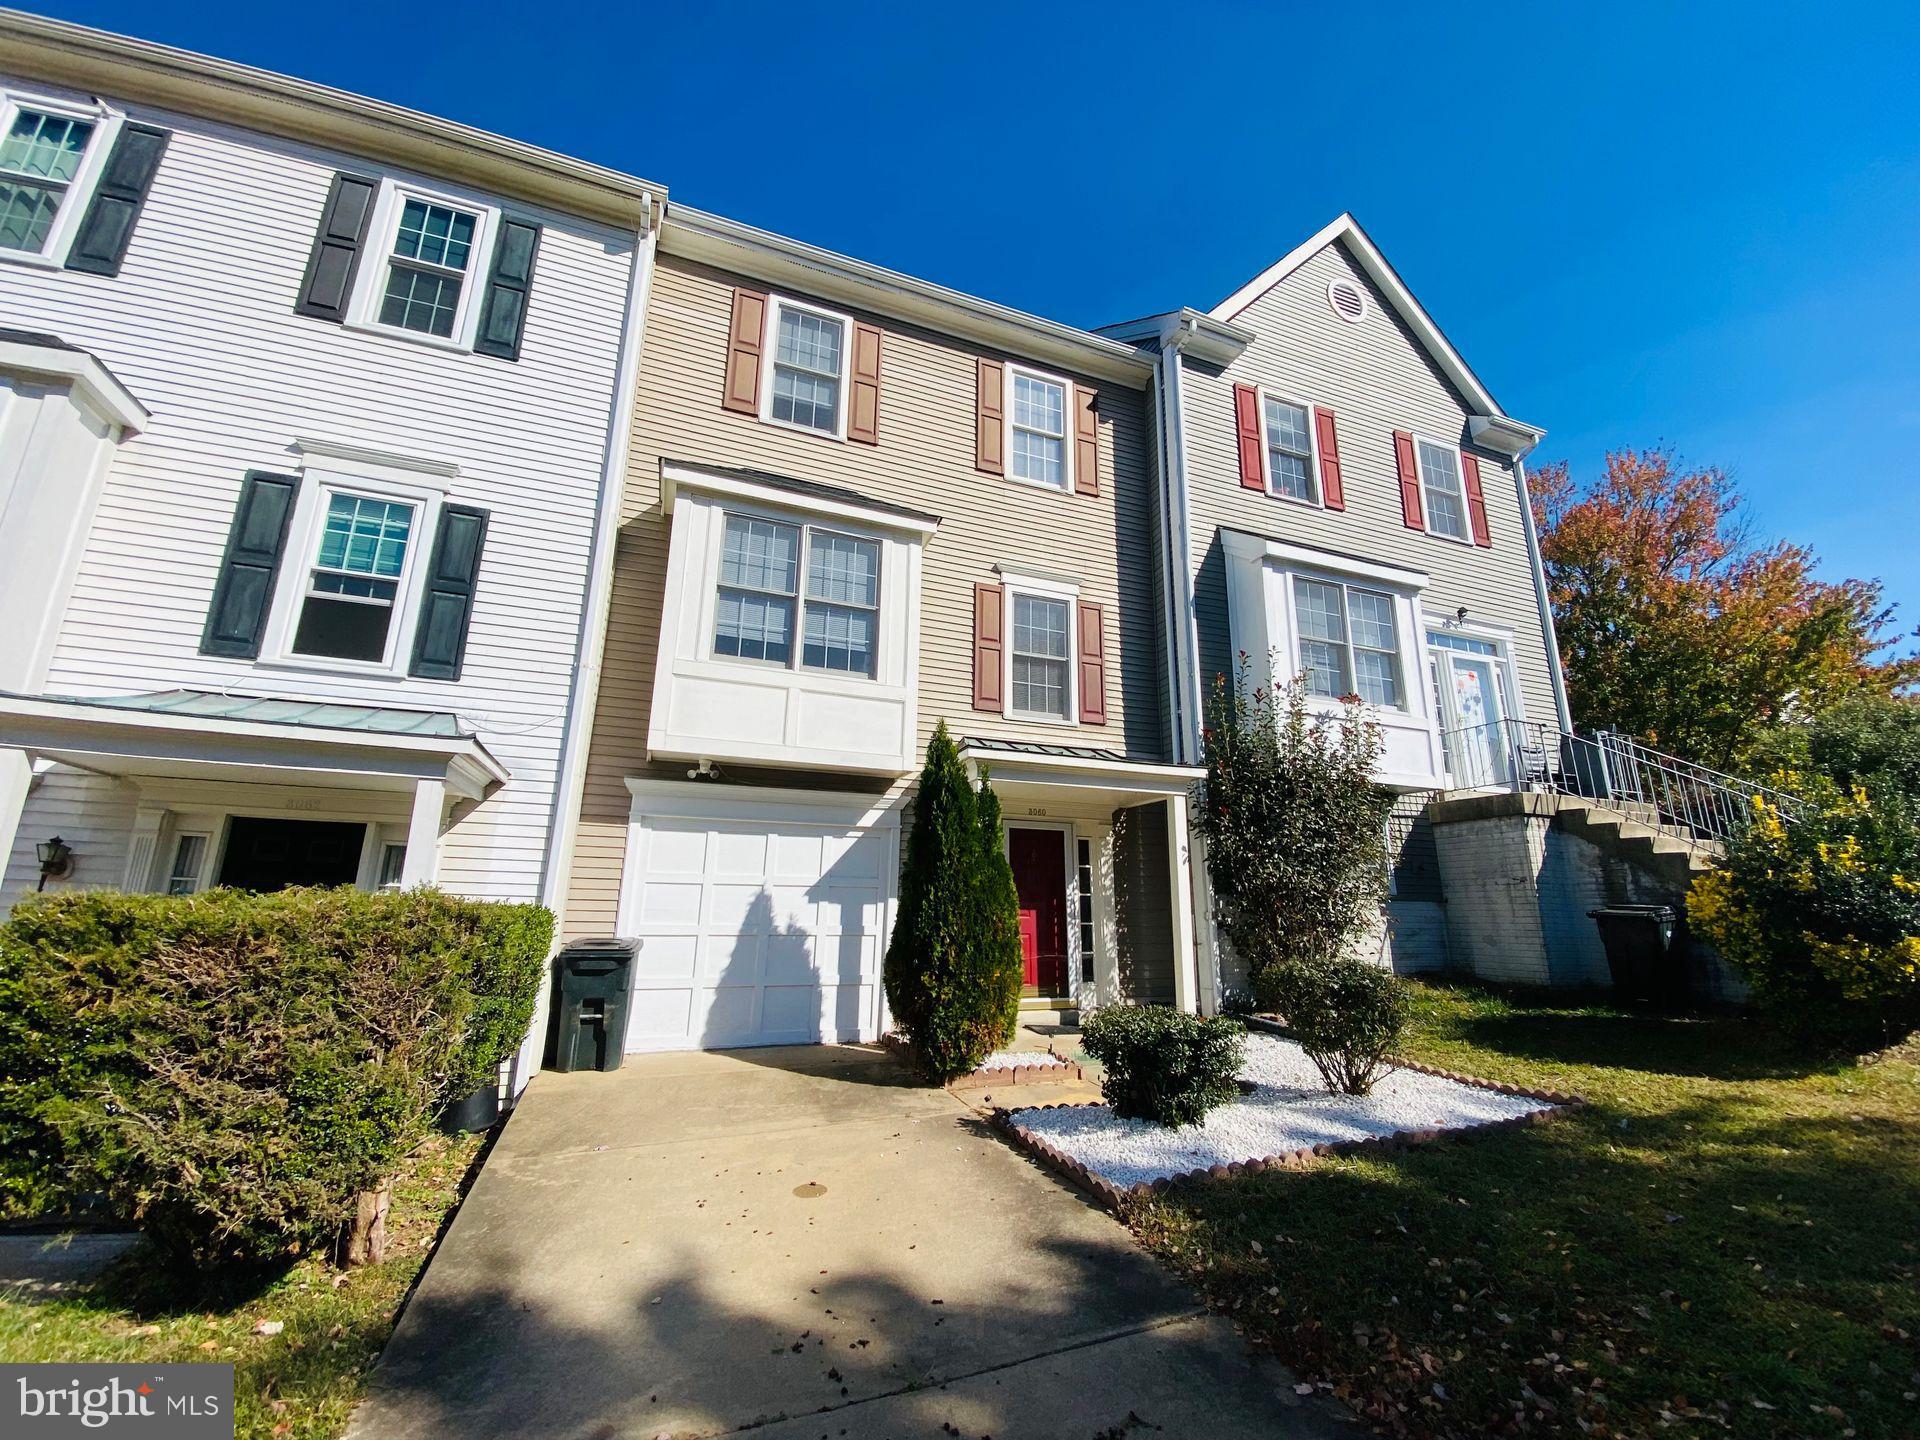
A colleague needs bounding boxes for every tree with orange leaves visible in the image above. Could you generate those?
[1530,448,1917,770]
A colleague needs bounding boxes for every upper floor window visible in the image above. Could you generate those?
[1008,367,1070,490]
[0,104,95,255]
[1416,439,1469,542]
[1293,575,1403,709]
[766,298,851,437]
[379,198,479,339]
[291,491,419,664]
[712,513,879,677]
[1010,591,1072,719]
[1262,396,1317,504]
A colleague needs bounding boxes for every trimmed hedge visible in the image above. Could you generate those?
[0,887,550,1266]
[1081,1005,1244,1127]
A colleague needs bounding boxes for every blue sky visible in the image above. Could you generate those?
[28,1,1920,629]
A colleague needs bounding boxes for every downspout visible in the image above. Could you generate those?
[537,193,658,924]
[1512,453,1572,732]
[1150,349,1188,765]
[1158,327,1205,764]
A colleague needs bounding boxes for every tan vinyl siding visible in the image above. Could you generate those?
[564,252,1164,938]
[1184,241,1559,729]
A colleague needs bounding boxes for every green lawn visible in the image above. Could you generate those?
[0,1134,481,1440]
[1129,981,1920,1440]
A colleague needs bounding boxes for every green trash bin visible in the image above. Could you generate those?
[1588,904,1680,1007]
[552,938,638,1072]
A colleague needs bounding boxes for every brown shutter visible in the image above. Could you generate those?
[1077,601,1107,725]
[976,359,1005,474]
[1073,384,1100,496]
[1461,452,1492,547]
[1233,383,1265,491]
[722,287,767,415]
[1393,430,1425,530]
[848,322,882,444]
[973,583,1005,710]
[1313,406,1345,511]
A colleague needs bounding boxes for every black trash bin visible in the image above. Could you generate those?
[1588,904,1680,1006]
[551,938,639,1072]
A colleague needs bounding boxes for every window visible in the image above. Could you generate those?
[1292,576,1403,708]
[0,102,97,255]
[767,300,849,436]
[378,197,478,339]
[290,491,417,664]
[378,842,408,891]
[1010,592,1072,719]
[1076,837,1095,982]
[711,513,879,677]
[166,832,208,896]
[1008,369,1069,489]
[1416,439,1469,541]
[1262,396,1317,503]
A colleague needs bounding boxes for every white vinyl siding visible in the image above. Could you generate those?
[0,74,638,906]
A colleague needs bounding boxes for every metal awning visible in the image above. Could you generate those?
[959,737,1203,807]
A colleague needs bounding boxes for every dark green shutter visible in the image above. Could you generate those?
[64,123,170,277]
[200,472,301,658]
[294,172,379,321]
[474,219,541,360]
[409,505,490,680]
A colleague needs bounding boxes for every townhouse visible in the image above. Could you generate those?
[0,5,662,1035]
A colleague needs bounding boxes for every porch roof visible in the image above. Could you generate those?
[960,737,1203,807]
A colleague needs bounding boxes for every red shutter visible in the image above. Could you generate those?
[1077,601,1107,725]
[1233,383,1265,491]
[973,583,1004,710]
[976,359,1006,474]
[848,322,882,445]
[722,288,766,415]
[1461,452,1492,547]
[1393,430,1425,530]
[1073,385,1100,496]
[1313,405,1344,511]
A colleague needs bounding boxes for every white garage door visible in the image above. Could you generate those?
[618,785,897,1052]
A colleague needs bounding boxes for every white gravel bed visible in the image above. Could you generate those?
[974,1050,1070,1072]
[1010,1034,1553,1190]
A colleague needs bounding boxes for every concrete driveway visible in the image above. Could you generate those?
[350,1044,1355,1440]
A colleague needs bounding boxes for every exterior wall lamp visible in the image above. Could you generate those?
[36,836,73,890]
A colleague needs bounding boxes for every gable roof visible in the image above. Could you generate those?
[1209,213,1539,443]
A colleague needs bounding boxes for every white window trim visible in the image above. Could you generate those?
[1283,567,1409,714]
[1254,387,1324,508]
[164,829,215,896]
[758,293,855,442]
[258,468,449,681]
[0,88,122,270]
[1410,431,1475,546]
[1001,574,1080,725]
[1003,362,1076,494]
[702,502,885,681]
[345,178,500,354]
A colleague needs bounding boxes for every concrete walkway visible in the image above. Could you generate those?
[350,1044,1356,1440]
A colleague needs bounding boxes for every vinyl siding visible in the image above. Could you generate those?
[0,74,635,905]
[1182,240,1559,732]
[563,252,1164,938]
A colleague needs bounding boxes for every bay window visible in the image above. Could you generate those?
[1291,575,1403,709]
[712,513,880,678]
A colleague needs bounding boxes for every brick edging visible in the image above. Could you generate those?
[992,1054,1587,1215]
[878,1031,1084,1089]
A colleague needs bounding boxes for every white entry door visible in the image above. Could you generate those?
[1429,631,1519,789]
[618,783,897,1052]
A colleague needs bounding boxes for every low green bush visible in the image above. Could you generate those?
[1268,955,1409,1095]
[0,887,551,1267]
[1080,1005,1245,1127]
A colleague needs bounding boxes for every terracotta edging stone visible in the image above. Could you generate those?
[878,1032,1085,1090]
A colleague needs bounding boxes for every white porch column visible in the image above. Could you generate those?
[1165,792,1200,1014]
[0,749,29,893]
[1089,821,1120,1010]
[400,777,445,889]
[1188,826,1223,1016]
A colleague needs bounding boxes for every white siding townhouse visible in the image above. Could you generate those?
[0,5,662,997]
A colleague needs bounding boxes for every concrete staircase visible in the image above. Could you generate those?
[1549,796,1720,892]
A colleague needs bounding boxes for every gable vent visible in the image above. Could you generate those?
[1326,278,1368,324]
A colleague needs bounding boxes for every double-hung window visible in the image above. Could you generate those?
[1262,396,1317,503]
[1416,439,1469,541]
[1008,368,1070,490]
[378,197,479,339]
[1292,576,1403,709]
[1010,592,1072,719]
[712,514,879,677]
[0,100,98,256]
[766,299,850,436]
[290,491,418,665]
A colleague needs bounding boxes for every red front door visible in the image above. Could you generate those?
[1008,827,1069,995]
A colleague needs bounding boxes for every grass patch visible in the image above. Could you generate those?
[0,1133,482,1440]
[1129,980,1920,1439]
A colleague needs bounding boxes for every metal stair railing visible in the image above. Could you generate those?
[1436,718,1802,851]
